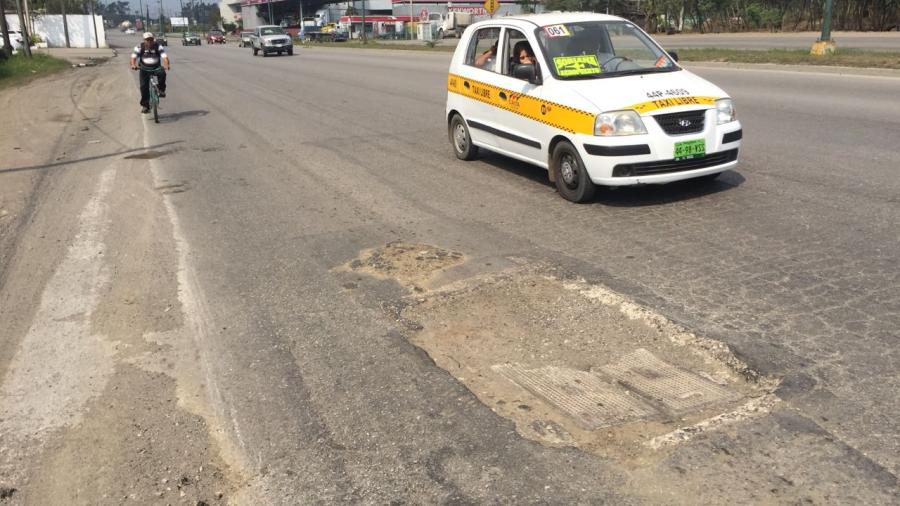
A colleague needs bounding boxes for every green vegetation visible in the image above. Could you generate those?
[676,48,900,69]
[543,0,900,32]
[0,54,70,89]
[300,42,900,69]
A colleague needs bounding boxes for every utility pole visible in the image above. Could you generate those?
[810,0,836,55]
[14,0,32,57]
[159,0,163,33]
[179,0,184,33]
[138,0,143,31]
[0,0,12,58]
[61,0,70,48]
[298,0,304,39]
[820,0,833,41]
[23,0,31,35]
[88,0,99,48]
[361,0,366,44]
[267,0,273,25]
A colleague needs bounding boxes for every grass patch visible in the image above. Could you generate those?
[297,41,900,69]
[676,48,900,69]
[0,53,70,88]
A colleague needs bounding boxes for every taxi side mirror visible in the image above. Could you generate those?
[668,50,679,62]
[513,63,543,86]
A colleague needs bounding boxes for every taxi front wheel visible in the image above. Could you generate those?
[449,114,478,161]
[552,141,596,203]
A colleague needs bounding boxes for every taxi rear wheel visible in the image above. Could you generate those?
[449,114,478,161]
[552,141,596,203]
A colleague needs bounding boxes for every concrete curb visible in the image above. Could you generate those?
[683,60,900,78]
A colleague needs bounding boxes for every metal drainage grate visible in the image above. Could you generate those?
[600,349,740,415]
[492,364,656,430]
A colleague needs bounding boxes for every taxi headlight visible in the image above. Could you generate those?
[716,98,736,124]
[594,110,647,136]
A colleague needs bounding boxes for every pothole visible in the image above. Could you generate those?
[390,262,778,464]
[154,182,189,195]
[124,150,171,160]
[338,241,466,291]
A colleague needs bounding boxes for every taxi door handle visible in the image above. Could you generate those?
[498,92,507,100]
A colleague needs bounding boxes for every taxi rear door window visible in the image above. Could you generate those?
[466,27,501,72]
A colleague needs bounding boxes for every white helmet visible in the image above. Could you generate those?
[143,32,154,39]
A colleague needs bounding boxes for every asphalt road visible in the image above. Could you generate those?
[1,35,898,504]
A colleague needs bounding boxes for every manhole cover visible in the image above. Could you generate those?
[600,349,740,415]
[492,364,656,430]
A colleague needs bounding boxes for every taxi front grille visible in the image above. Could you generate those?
[612,149,738,177]
[653,110,706,135]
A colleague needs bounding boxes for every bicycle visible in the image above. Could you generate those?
[138,65,166,123]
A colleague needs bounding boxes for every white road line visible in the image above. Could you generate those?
[142,125,254,487]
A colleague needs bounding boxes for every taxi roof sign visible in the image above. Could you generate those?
[483,0,499,15]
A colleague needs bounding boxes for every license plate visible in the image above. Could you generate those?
[674,139,706,160]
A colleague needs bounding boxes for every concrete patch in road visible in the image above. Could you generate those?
[493,363,657,429]
[600,348,742,415]
[377,262,779,461]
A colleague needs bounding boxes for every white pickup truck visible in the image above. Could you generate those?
[249,25,294,57]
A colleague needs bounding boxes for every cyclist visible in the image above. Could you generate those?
[130,32,170,114]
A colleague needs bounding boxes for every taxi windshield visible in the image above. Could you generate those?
[536,21,679,80]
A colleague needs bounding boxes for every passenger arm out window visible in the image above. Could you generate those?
[466,27,501,72]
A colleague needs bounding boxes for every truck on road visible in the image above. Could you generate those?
[249,25,294,57]
[434,11,473,39]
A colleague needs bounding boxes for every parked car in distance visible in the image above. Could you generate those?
[182,32,201,45]
[239,31,253,47]
[155,33,168,46]
[250,25,293,56]
[206,30,226,44]
[332,30,349,42]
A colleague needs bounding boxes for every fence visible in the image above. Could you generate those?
[5,14,107,48]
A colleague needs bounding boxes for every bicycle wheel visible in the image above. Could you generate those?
[149,78,160,123]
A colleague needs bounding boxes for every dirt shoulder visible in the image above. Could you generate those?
[0,58,237,505]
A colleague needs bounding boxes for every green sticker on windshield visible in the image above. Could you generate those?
[553,55,601,77]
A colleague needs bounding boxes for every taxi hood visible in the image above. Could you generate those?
[559,69,729,115]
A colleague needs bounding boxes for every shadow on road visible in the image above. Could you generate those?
[157,110,209,124]
[596,170,745,207]
[477,152,744,206]
[0,141,185,174]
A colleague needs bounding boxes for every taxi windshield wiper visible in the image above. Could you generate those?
[608,67,681,77]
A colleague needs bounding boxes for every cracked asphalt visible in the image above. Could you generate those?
[0,35,898,504]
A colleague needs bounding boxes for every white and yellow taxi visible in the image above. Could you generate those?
[446,13,742,202]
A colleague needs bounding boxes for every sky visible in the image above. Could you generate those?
[122,0,218,18]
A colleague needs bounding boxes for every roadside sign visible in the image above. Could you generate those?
[483,0,499,15]
[171,17,188,27]
[419,9,428,22]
